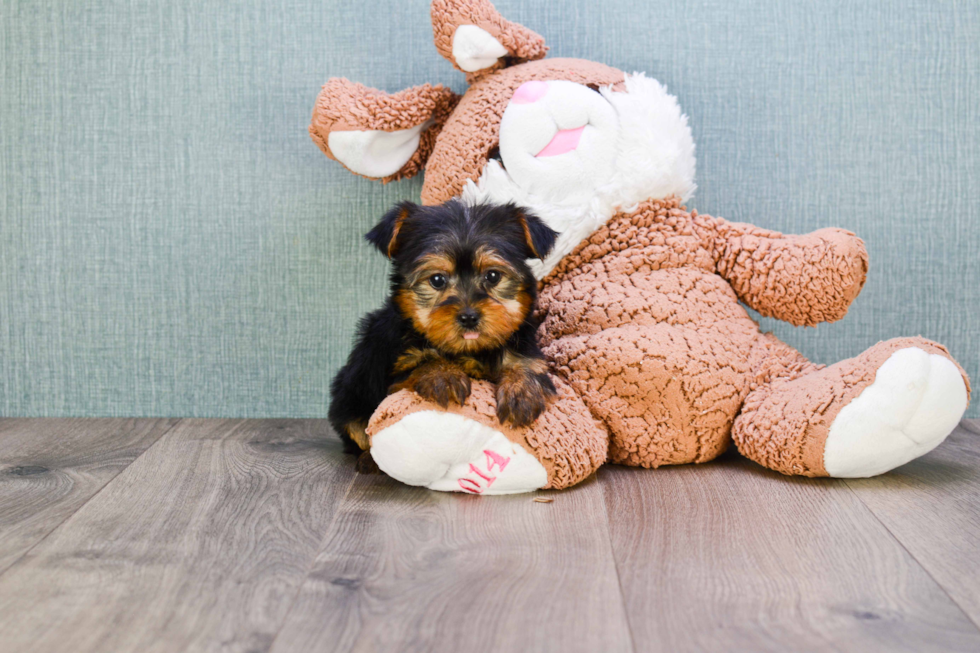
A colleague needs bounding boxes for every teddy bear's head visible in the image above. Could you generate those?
[311,0,696,276]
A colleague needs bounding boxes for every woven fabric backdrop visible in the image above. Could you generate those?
[1,0,978,417]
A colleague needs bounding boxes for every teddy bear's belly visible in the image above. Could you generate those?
[539,266,759,343]
[540,267,769,468]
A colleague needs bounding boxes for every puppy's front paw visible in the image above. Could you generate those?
[496,373,556,428]
[412,367,472,407]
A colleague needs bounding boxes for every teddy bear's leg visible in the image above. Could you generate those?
[733,336,970,477]
[364,377,608,494]
[544,323,763,469]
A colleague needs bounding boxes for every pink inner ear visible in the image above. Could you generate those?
[536,126,585,158]
[511,80,548,104]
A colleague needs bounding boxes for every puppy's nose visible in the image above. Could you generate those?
[511,81,548,105]
[457,309,480,329]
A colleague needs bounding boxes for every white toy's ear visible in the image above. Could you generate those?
[452,25,508,73]
[431,0,547,76]
[327,123,430,179]
[309,79,459,183]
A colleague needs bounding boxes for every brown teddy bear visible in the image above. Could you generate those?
[310,0,970,494]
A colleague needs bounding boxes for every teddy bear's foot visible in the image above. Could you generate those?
[365,379,608,494]
[734,337,970,478]
[823,345,968,477]
[370,411,548,494]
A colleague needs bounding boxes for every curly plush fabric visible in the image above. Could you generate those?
[312,0,971,491]
[420,59,624,205]
[734,337,970,475]
[309,79,459,183]
[541,198,869,330]
[431,0,548,77]
[538,198,829,468]
[367,377,607,490]
[710,223,870,326]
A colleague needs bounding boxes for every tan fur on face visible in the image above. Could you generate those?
[395,253,455,331]
[473,246,510,274]
[406,253,455,286]
[474,246,533,344]
[424,303,471,353]
[397,247,532,355]
[474,294,529,350]
[395,288,430,329]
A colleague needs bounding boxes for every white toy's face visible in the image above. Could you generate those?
[498,81,619,205]
[462,73,697,279]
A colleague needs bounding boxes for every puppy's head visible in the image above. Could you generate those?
[367,200,557,354]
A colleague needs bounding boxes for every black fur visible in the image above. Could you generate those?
[328,200,557,455]
[367,199,557,269]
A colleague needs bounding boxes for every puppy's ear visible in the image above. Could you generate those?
[366,201,416,259]
[512,206,558,260]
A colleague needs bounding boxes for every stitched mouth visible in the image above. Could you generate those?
[536,125,586,158]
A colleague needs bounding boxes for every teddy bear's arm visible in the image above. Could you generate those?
[696,215,869,327]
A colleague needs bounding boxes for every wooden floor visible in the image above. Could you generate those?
[0,419,979,652]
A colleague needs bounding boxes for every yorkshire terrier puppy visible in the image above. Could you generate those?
[328,200,559,472]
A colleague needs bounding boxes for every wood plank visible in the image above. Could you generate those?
[0,419,355,653]
[270,472,634,653]
[845,420,980,627]
[603,450,980,653]
[0,418,178,574]
[960,418,980,436]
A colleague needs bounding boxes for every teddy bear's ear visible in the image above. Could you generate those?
[310,79,460,182]
[431,0,547,76]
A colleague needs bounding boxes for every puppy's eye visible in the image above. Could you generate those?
[484,270,502,286]
[429,274,447,290]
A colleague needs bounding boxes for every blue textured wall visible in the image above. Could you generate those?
[1,0,978,417]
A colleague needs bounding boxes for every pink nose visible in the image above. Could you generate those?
[511,81,548,104]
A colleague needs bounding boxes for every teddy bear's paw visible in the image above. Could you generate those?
[824,347,968,478]
[370,411,548,495]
